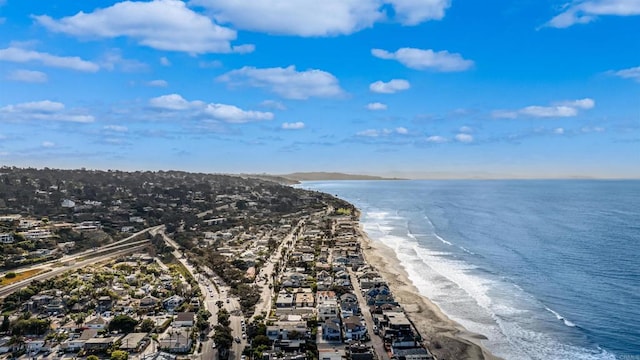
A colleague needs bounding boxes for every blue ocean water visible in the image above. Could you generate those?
[300,180,640,360]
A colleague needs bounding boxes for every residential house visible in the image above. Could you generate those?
[138,296,159,310]
[45,297,65,314]
[85,316,108,330]
[159,329,191,353]
[26,340,46,354]
[84,337,116,352]
[0,336,11,354]
[316,291,337,304]
[317,299,339,322]
[343,316,367,341]
[392,347,433,360]
[0,233,14,244]
[348,344,375,360]
[266,319,307,341]
[275,292,294,308]
[63,329,98,352]
[321,319,341,342]
[173,312,195,327]
[340,301,360,318]
[295,292,314,308]
[120,333,148,352]
[163,295,185,311]
[97,296,113,312]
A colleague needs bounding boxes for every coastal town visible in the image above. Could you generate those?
[0,167,471,360]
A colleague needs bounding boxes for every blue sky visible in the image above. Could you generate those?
[0,0,638,178]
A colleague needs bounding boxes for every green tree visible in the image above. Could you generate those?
[252,335,271,347]
[1,315,10,333]
[108,315,138,333]
[87,355,100,360]
[111,350,128,360]
[140,319,155,333]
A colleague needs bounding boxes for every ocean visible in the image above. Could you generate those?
[299,180,640,360]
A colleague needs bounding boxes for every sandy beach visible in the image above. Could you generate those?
[356,225,501,360]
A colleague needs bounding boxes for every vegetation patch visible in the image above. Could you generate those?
[0,269,43,287]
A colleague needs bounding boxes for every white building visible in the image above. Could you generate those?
[0,233,14,244]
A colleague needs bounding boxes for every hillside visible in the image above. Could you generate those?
[281,172,404,181]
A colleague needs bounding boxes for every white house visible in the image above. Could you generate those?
[163,295,185,310]
[61,199,76,208]
[275,292,294,308]
[317,300,339,322]
[173,312,195,327]
[0,233,14,244]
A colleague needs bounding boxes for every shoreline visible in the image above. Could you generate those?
[355,222,501,360]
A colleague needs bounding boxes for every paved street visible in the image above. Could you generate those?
[349,268,390,360]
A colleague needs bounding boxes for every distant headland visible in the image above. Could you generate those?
[245,172,406,184]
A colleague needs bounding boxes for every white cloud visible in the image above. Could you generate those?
[559,98,595,109]
[426,135,448,143]
[149,94,273,123]
[357,129,381,137]
[218,66,344,100]
[160,56,171,66]
[581,126,605,133]
[192,0,450,36]
[386,0,451,25]
[104,125,129,132]
[611,66,640,82]
[147,79,168,87]
[455,133,473,143]
[519,105,578,117]
[281,122,305,130]
[372,47,473,72]
[34,0,248,54]
[261,100,287,110]
[369,79,410,94]
[0,100,95,123]
[3,100,64,113]
[492,98,596,119]
[231,44,256,54]
[203,103,273,123]
[193,0,381,36]
[356,127,409,137]
[191,0,451,37]
[199,60,223,68]
[0,46,99,72]
[100,49,147,72]
[42,141,55,148]
[149,94,202,110]
[7,69,48,83]
[366,102,388,110]
[459,126,473,133]
[547,0,640,28]
[553,127,565,135]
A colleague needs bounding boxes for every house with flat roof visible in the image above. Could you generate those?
[0,233,14,244]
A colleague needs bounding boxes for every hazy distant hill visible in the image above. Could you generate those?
[282,172,404,181]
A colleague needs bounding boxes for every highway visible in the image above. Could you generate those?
[0,244,149,299]
[1,225,162,278]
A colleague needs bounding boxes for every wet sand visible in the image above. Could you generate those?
[357,225,502,360]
